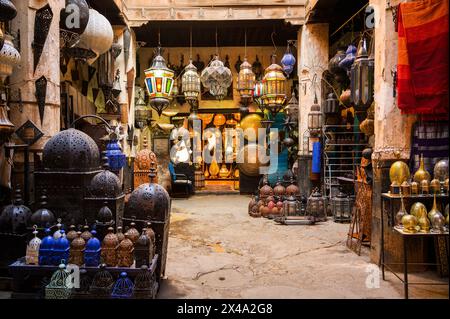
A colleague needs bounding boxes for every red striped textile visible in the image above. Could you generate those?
[397,0,449,116]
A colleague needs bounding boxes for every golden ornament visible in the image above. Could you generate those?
[402,214,418,233]
[389,161,410,185]
[413,154,430,183]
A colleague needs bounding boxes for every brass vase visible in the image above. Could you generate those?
[428,193,441,221]
[413,154,431,183]
[209,159,219,178]
[395,193,407,227]
[417,207,430,233]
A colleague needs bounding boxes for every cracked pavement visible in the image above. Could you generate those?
[158,195,448,299]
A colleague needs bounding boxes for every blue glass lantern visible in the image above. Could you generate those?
[339,44,357,71]
[52,230,69,265]
[281,43,296,78]
[84,230,101,266]
[106,139,126,171]
[39,228,55,265]
[111,272,134,299]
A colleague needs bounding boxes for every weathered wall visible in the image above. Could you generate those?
[297,23,329,153]
[9,0,64,150]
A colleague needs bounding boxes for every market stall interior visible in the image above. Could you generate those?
[0,0,448,299]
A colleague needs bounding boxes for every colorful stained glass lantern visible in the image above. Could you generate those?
[182,60,201,107]
[253,81,265,112]
[237,58,256,100]
[261,55,287,117]
[144,47,175,116]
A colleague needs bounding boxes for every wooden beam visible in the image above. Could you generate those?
[124,6,306,26]
[122,0,306,7]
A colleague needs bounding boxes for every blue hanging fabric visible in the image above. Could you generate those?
[312,142,322,174]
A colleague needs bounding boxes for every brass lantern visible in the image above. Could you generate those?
[350,36,374,112]
[261,55,287,117]
[144,47,175,116]
[101,227,119,267]
[307,95,322,137]
[182,60,201,107]
[134,86,151,129]
[253,81,265,112]
[135,229,151,268]
[237,58,255,101]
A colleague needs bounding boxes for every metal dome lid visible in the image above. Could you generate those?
[40,228,55,249]
[89,154,122,198]
[42,128,100,172]
[30,193,55,228]
[86,230,101,250]
[126,163,170,222]
[0,187,32,233]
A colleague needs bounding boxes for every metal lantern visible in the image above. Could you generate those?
[307,95,322,137]
[144,47,175,116]
[324,92,339,115]
[135,229,151,268]
[111,272,134,299]
[69,232,85,266]
[45,263,72,299]
[25,226,41,265]
[105,139,126,172]
[135,86,151,129]
[101,227,119,267]
[52,230,69,266]
[38,228,55,265]
[306,188,326,222]
[0,34,21,83]
[350,36,374,112]
[281,42,296,77]
[237,58,256,100]
[331,190,353,223]
[200,55,232,101]
[0,187,31,234]
[182,60,201,107]
[117,233,134,267]
[283,195,298,217]
[89,264,114,298]
[284,94,299,124]
[133,265,156,299]
[261,55,287,117]
[84,230,101,267]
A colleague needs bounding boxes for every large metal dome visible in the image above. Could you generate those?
[42,128,100,171]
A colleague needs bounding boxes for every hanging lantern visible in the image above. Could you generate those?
[200,55,232,101]
[0,0,17,22]
[182,60,201,107]
[253,81,265,112]
[0,34,21,83]
[105,138,126,172]
[0,186,31,234]
[328,49,346,75]
[144,47,175,116]
[237,58,256,100]
[307,96,322,137]
[284,94,299,124]
[261,55,287,117]
[350,36,374,112]
[134,87,152,129]
[281,42,296,77]
[323,92,339,115]
[339,43,357,71]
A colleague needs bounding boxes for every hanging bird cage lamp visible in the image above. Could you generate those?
[200,55,232,101]
[144,47,175,116]
[182,60,201,107]
[261,55,287,117]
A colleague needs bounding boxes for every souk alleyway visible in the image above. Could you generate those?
[158,195,448,299]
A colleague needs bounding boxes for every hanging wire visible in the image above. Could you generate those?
[244,28,247,58]
[215,27,219,57]
[271,31,277,56]
[158,27,161,47]
[189,25,193,60]
[330,3,369,38]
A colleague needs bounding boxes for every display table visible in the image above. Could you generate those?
[9,254,159,299]
[380,197,449,300]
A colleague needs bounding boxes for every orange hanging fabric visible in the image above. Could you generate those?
[397,0,449,117]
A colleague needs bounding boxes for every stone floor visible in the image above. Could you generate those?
[158,194,449,299]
